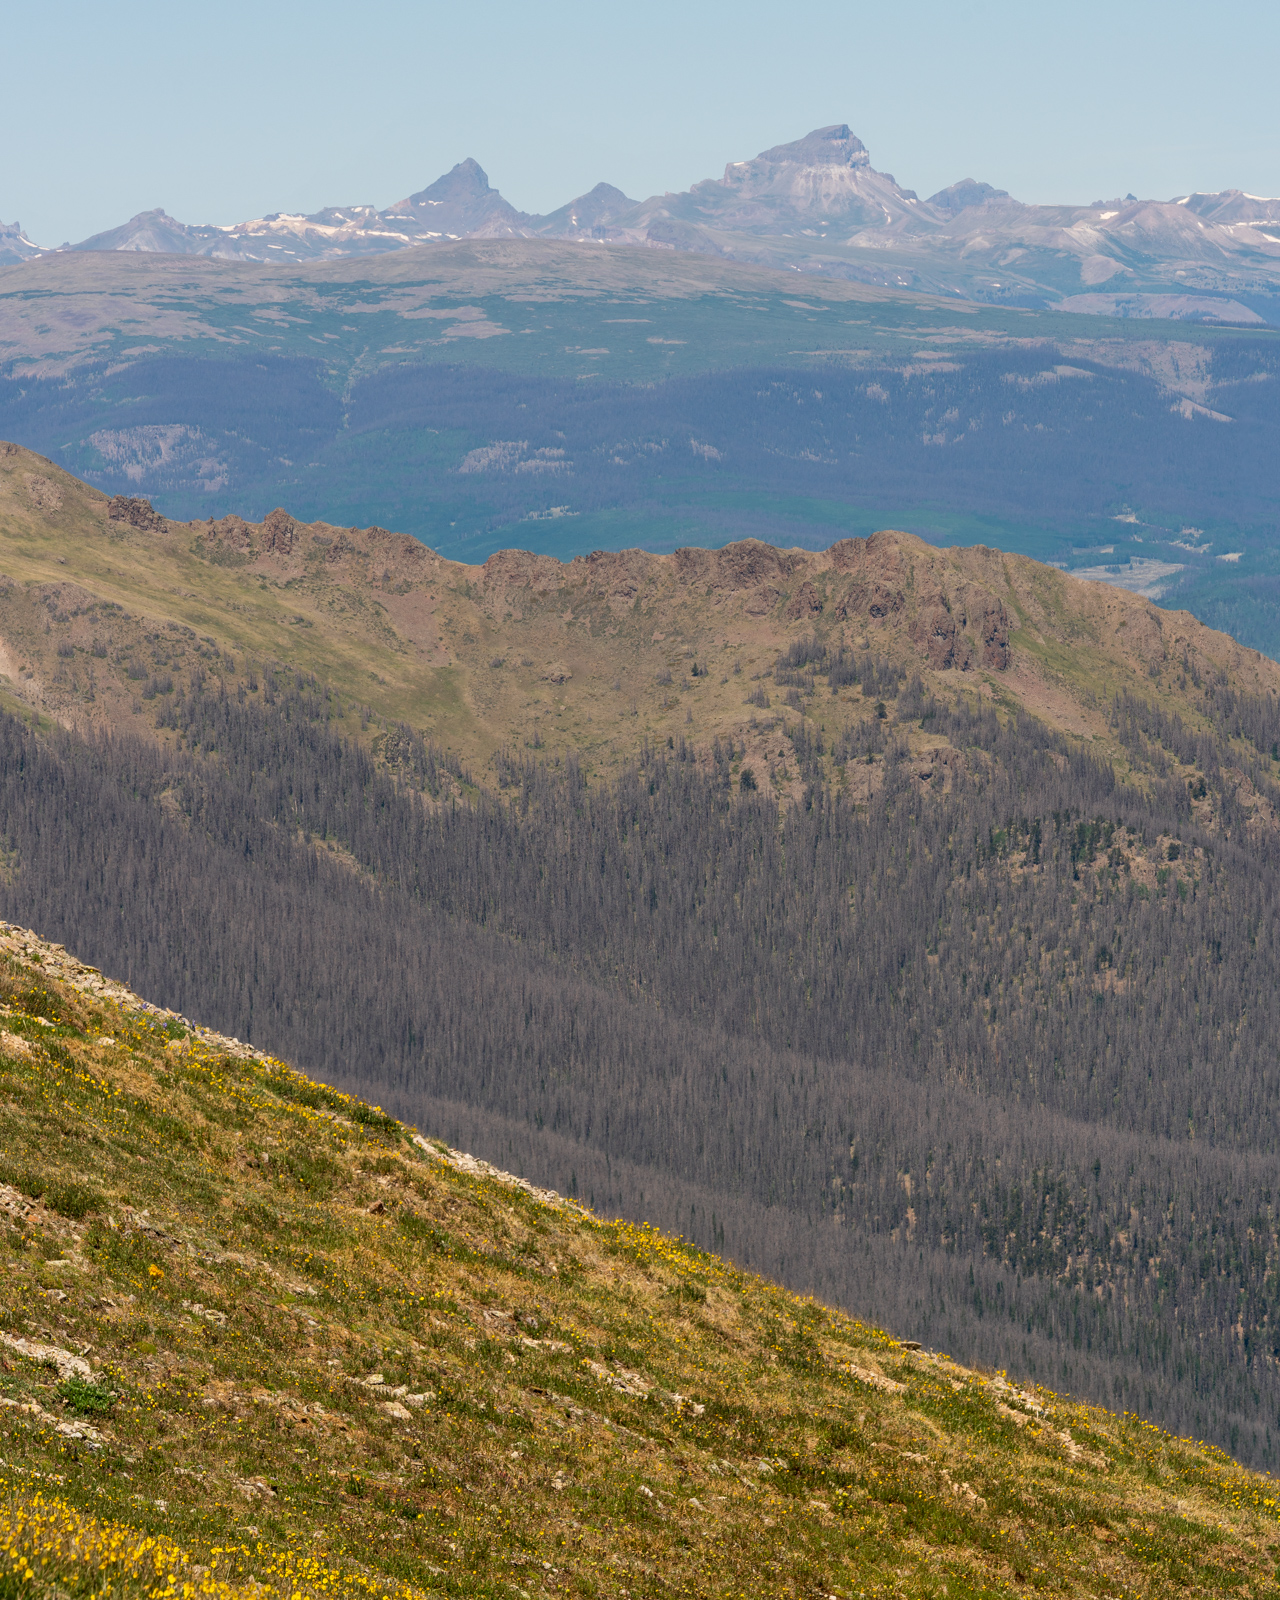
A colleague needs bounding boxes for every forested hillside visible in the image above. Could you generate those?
[4,647,1280,1468]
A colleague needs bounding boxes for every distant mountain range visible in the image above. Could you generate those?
[5,124,1280,319]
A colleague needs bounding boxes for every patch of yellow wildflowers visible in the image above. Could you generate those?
[0,1478,431,1599]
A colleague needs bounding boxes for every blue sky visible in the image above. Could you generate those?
[7,0,1278,244]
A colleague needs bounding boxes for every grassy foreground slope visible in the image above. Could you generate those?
[2,927,1280,1600]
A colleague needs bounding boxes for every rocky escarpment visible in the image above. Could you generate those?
[910,588,1012,672]
[481,530,1011,673]
[10,441,1280,793]
[185,503,437,590]
[191,508,1016,678]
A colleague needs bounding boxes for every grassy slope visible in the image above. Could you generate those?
[3,923,1280,1600]
[2,442,1279,814]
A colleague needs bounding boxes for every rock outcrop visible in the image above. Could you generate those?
[784,581,823,620]
[980,600,1012,670]
[24,474,63,514]
[107,495,166,533]
[205,514,254,552]
[470,527,1012,672]
[911,597,972,671]
[259,508,297,556]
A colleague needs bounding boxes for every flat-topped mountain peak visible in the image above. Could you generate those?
[732,122,872,173]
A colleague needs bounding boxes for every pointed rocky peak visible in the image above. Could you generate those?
[385,159,531,238]
[927,178,1012,216]
[395,158,499,211]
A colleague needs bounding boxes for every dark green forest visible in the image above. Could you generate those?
[3,647,1280,1466]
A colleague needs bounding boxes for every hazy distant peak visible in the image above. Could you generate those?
[743,124,871,174]
[67,208,214,254]
[386,159,532,239]
[686,122,924,230]
[33,128,1280,318]
[1175,188,1280,225]
[580,182,634,206]
[395,158,499,210]
[97,207,176,228]
[556,181,635,217]
[928,178,1012,215]
[0,219,42,263]
[532,182,637,236]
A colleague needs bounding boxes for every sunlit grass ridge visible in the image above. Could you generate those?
[1,918,1279,1598]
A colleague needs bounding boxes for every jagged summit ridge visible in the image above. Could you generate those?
[22,123,1280,319]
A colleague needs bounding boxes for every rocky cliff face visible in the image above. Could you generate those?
[0,219,43,264]
[706,124,919,217]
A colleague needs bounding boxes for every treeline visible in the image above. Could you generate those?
[4,675,1280,1464]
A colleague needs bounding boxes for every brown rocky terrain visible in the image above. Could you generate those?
[2,440,1278,823]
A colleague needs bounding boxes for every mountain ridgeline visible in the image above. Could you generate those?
[10,123,1280,324]
[5,641,1280,1470]
[6,444,1280,1468]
